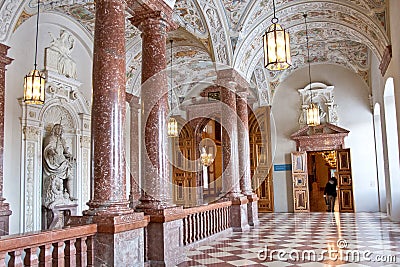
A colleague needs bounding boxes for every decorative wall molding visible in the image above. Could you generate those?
[297,82,339,128]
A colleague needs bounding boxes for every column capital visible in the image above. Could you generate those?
[129,1,178,32]
[216,69,249,92]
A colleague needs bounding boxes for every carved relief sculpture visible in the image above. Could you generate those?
[42,124,76,209]
[47,30,77,79]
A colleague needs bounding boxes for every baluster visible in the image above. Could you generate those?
[182,217,187,246]
[191,214,195,243]
[39,244,52,267]
[193,213,198,242]
[185,217,190,245]
[204,211,208,238]
[227,206,231,227]
[24,247,39,267]
[65,239,77,267]
[87,236,95,267]
[8,249,24,267]
[52,241,65,266]
[199,212,204,240]
[0,251,7,266]
[218,208,222,232]
[224,207,227,230]
[76,237,87,267]
[213,209,217,234]
[205,210,209,238]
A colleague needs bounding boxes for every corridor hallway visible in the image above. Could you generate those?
[178,213,400,266]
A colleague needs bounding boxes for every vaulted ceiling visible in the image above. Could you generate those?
[1,0,389,101]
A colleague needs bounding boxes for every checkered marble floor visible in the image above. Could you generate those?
[177,213,400,266]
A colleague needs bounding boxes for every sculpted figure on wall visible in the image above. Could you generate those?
[43,124,76,209]
[49,30,77,79]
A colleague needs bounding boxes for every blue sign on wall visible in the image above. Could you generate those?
[274,164,292,171]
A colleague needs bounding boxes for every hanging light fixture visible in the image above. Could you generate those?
[304,14,320,127]
[263,0,291,71]
[200,147,214,167]
[24,0,45,104]
[167,39,178,138]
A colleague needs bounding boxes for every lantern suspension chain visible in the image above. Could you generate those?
[272,0,278,23]
[304,14,312,101]
[34,0,40,70]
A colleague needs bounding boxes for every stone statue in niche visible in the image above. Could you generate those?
[48,30,77,79]
[42,124,77,209]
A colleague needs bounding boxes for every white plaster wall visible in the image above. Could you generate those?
[271,64,379,212]
[4,12,93,234]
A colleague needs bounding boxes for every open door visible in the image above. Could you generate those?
[291,151,310,212]
[336,148,354,212]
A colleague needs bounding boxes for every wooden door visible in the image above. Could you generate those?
[336,148,354,212]
[249,107,274,212]
[292,151,310,212]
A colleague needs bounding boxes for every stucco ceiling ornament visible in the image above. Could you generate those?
[198,0,231,64]
[234,0,388,81]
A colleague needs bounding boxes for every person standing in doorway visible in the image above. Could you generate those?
[324,177,337,212]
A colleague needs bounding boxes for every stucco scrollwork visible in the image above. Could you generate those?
[0,0,19,42]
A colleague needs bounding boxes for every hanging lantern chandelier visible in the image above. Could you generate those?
[167,39,178,138]
[303,14,320,127]
[200,147,214,167]
[263,0,291,71]
[24,0,45,104]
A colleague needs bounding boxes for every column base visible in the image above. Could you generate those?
[229,195,250,232]
[0,200,11,236]
[69,212,148,267]
[142,207,187,267]
[246,194,260,227]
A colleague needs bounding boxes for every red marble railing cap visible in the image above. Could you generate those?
[246,194,259,202]
[184,201,232,216]
[0,224,97,253]
[69,212,148,234]
[143,206,187,223]
[229,196,249,205]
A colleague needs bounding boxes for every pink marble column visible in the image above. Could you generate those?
[217,69,250,232]
[220,86,242,197]
[236,91,253,195]
[236,91,259,226]
[126,93,141,208]
[131,11,176,210]
[0,43,12,236]
[85,0,130,216]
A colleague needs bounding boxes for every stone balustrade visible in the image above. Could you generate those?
[0,224,97,266]
[183,201,232,245]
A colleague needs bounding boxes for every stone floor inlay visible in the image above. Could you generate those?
[177,213,400,266]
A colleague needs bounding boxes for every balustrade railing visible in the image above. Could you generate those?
[0,224,97,267]
[183,201,231,245]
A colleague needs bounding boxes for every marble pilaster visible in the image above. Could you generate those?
[0,43,12,236]
[236,91,259,226]
[126,93,141,208]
